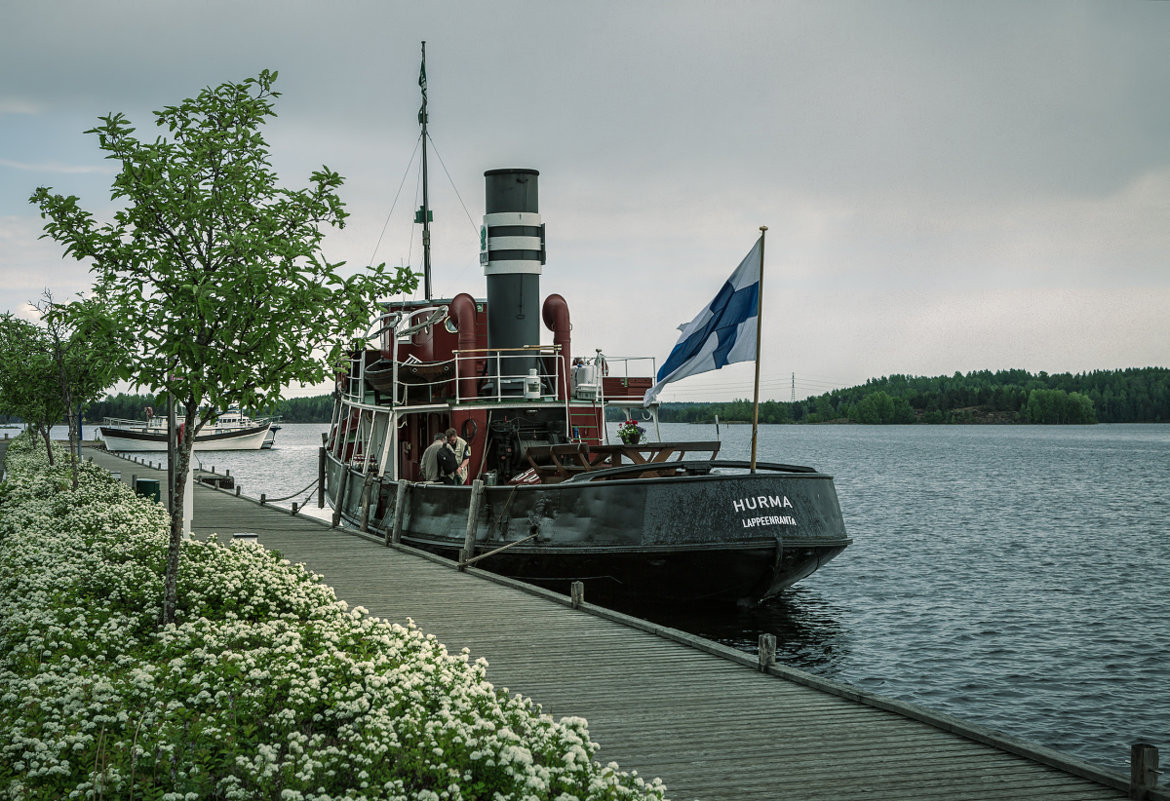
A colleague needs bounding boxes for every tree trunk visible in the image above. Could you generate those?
[39,426,54,466]
[66,402,80,490]
[160,412,197,626]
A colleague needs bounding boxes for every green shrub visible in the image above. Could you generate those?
[0,434,666,801]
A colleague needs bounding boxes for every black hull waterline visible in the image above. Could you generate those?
[326,456,851,606]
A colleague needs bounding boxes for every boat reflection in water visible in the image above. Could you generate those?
[618,586,851,674]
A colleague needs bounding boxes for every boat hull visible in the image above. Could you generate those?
[99,422,271,452]
[326,455,850,606]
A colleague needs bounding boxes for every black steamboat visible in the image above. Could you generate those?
[323,168,850,607]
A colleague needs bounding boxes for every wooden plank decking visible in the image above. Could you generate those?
[78,448,1152,801]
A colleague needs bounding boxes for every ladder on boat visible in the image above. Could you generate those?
[567,402,603,444]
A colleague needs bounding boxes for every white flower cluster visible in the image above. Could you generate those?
[0,435,667,801]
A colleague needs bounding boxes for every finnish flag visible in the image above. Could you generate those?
[643,237,762,406]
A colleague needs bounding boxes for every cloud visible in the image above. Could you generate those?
[0,99,42,116]
[0,158,113,175]
[0,215,94,306]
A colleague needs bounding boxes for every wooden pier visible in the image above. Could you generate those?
[77,448,1165,800]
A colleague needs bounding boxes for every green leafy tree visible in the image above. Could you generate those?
[853,391,896,424]
[0,314,61,462]
[30,70,417,624]
[0,295,121,481]
[37,292,129,487]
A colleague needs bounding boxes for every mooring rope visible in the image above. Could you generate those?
[266,478,319,504]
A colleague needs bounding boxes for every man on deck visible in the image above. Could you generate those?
[421,433,448,483]
[446,427,471,484]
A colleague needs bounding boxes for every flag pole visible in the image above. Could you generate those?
[750,226,767,473]
[419,40,432,301]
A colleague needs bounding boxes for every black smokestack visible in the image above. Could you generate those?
[482,169,545,388]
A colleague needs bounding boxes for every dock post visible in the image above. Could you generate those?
[332,467,351,528]
[317,447,325,508]
[390,479,408,545]
[291,502,299,515]
[758,633,777,672]
[571,581,585,608]
[260,492,266,505]
[359,474,375,533]
[459,479,485,569]
[1131,742,1159,800]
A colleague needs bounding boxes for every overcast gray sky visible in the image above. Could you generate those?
[3,1,1167,401]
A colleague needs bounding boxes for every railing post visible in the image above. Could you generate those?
[758,633,777,672]
[331,467,351,528]
[459,479,485,568]
[1131,743,1159,800]
[454,351,461,403]
[390,479,409,545]
[317,447,325,508]
[359,473,375,533]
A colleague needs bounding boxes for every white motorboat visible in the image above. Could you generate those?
[99,408,276,452]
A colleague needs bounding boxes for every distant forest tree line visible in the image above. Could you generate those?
[66,393,336,425]
[655,368,1170,425]
[5,367,1163,429]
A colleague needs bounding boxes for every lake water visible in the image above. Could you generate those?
[68,420,1169,774]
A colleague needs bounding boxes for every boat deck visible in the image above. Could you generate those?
[70,446,1158,801]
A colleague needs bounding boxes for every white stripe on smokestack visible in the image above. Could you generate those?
[481,211,544,275]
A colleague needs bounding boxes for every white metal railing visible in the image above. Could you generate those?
[568,354,657,402]
[582,354,659,444]
[597,355,657,386]
[453,346,563,404]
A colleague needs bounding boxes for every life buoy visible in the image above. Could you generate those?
[461,417,478,443]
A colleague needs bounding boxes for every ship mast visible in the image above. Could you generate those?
[418,41,433,299]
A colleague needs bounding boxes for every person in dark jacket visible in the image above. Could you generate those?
[421,433,448,482]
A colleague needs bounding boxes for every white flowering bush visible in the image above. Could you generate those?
[0,434,667,801]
